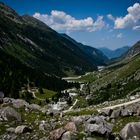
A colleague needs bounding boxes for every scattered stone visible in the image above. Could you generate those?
[110,109,121,119]
[72,115,90,125]
[121,108,133,117]
[15,125,32,134]
[39,137,48,140]
[64,122,77,132]
[87,116,106,125]
[12,99,29,109]
[39,120,48,131]
[100,109,113,116]
[28,104,41,111]
[85,116,113,136]
[0,106,21,121]
[120,122,140,140]
[61,131,77,140]
[6,127,15,133]
[49,127,66,140]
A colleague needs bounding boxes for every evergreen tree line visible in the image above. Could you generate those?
[0,49,79,98]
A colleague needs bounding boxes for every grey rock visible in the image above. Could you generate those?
[87,116,106,125]
[39,137,48,140]
[120,122,140,140]
[28,104,41,111]
[3,98,14,104]
[0,106,21,121]
[15,125,32,134]
[100,109,113,116]
[61,131,77,140]
[50,127,66,140]
[12,99,29,109]
[110,109,121,119]
[72,115,91,125]
[6,127,15,133]
[85,123,113,136]
[64,122,77,132]
[85,138,97,140]
[39,120,48,131]
[0,134,17,140]
[121,108,133,117]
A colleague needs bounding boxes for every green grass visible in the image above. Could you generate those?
[35,89,57,100]
[76,73,98,82]
[112,116,140,133]
[65,109,98,116]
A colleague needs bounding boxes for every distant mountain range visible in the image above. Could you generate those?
[99,46,130,59]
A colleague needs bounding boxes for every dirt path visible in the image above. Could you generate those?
[98,97,140,111]
[62,76,81,80]
[68,99,78,110]
[63,99,78,113]
[31,91,45,101]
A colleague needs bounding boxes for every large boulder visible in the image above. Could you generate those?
[110,109,121,119]
[87,116,106,124]
[0,106,21,121]
[85,123,113,136]
[3,98,14,104]
[136,106,140,116]
[85,116,113,136]
[120,122,140,140]
[61,131,77,140]
[12,99,29,109]
[71,115,90,125]
[28,104,41,111]
[121,108,133,117]
[64,122,77,132]
[15,125,32,134]
[49,127,66,140]
[100,109,113,116]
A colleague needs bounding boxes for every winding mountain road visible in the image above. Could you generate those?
[31,91,45,101]
[99,97,140,111]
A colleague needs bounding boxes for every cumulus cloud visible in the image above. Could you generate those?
[107,14,115,21]
[33,10,105,32]
[133,25,140,30]
[114,3,140,29]
[117,33,123,38]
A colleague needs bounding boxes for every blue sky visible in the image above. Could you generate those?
[1,0,140,49]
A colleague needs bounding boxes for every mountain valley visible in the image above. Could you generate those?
[0,1,140,140]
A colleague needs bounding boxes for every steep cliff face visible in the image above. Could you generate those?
[126,41,140,58]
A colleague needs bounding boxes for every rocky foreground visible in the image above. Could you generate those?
[0,98,140,140]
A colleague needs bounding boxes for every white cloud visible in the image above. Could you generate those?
[107,14,115,21]
[92,16,105,31]
[114,3,140,29]
[33,10,105,32]
[133,25,140,30]
[117,33,123,38]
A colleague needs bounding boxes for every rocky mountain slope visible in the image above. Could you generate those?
[0,2,107,77]
[0,2,108,97]
[61,34,108,65]
[125,41,140,58]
